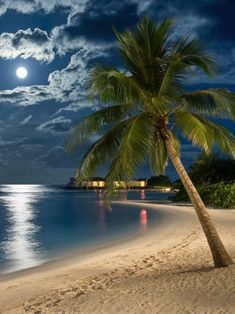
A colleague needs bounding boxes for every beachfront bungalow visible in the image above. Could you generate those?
[65,177,105,189]
[83,177,105,188]
[84,178,146,189]
[163,187,171,192]
[66,177,146,189]
[113,179,147,189]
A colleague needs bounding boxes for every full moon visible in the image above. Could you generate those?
[16,67,28,79]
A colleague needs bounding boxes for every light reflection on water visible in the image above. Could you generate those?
[0,186,161,275]
[0,185,49,272]
[140,208,148,231]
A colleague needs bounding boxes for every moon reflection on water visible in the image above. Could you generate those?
[0,185,46,273]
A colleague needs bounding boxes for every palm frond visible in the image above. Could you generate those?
[105,112,154,184]
[172,38,216,76]
[156,58,184,100]
[76,118,134,179]
[157,38,216,101]
[89,66,144,103]
[181,89,235,119]
[174,111,235,156]
[201,119,235,157]
[174,111,213,153]
[114,17,175,94]
[135,16,174,59]
[66,105,130,152]
[151,96,172,115]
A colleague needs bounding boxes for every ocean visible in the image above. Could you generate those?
[0,185,173,274]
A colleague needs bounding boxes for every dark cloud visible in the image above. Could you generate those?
[66,3,139,40]
[0,0,88,16]
[0,28,54,62]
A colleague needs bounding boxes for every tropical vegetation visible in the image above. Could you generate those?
[147,175,172,188]
[174,153,235,207]
[174,182,235,208]
[67,17,235,267]
[187,153,235,184]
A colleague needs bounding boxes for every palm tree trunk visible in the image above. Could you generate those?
[162,131,233,268]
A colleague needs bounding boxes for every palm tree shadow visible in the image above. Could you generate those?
[179,266,216,274]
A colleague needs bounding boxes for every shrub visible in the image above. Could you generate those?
[173,182,235,208]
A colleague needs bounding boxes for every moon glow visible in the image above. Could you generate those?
[16,67,28,79]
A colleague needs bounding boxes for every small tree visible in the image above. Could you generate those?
[147,175,172,187]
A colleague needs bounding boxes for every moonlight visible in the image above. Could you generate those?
[16,67,28,79]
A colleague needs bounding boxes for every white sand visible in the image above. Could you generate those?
[0,201,234,314]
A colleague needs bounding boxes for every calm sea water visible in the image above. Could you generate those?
[0,185,173,274]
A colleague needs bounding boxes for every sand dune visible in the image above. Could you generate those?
[0,201,234,314]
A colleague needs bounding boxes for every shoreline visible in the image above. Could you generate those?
[0,201,234,313]
[0,201,173,281]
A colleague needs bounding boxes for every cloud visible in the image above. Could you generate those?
[54,102,86,115]
[0,0,142,17]
[52,28,112,56]
[20,114,32,125]
[0,47,108,106]
[0,85,54,106]
[48,0,164,59]
[51,3,139,55]
[35,116,72,135]
[0,0,89,16]
[0,136,26,146]
[171,15,211,39]
[33,145,69,169]
[0,28,55,62]
[32,143,85,171]
[50,0,214,63]
[0,156,9,167]
[0,0,220,62]
[0,1,213,64]
[139,0,213,40]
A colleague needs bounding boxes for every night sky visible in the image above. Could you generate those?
[0,0,234,184]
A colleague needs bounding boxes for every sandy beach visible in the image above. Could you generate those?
[0,201,234,314]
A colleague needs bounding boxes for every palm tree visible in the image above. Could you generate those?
[67,17,235,267]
